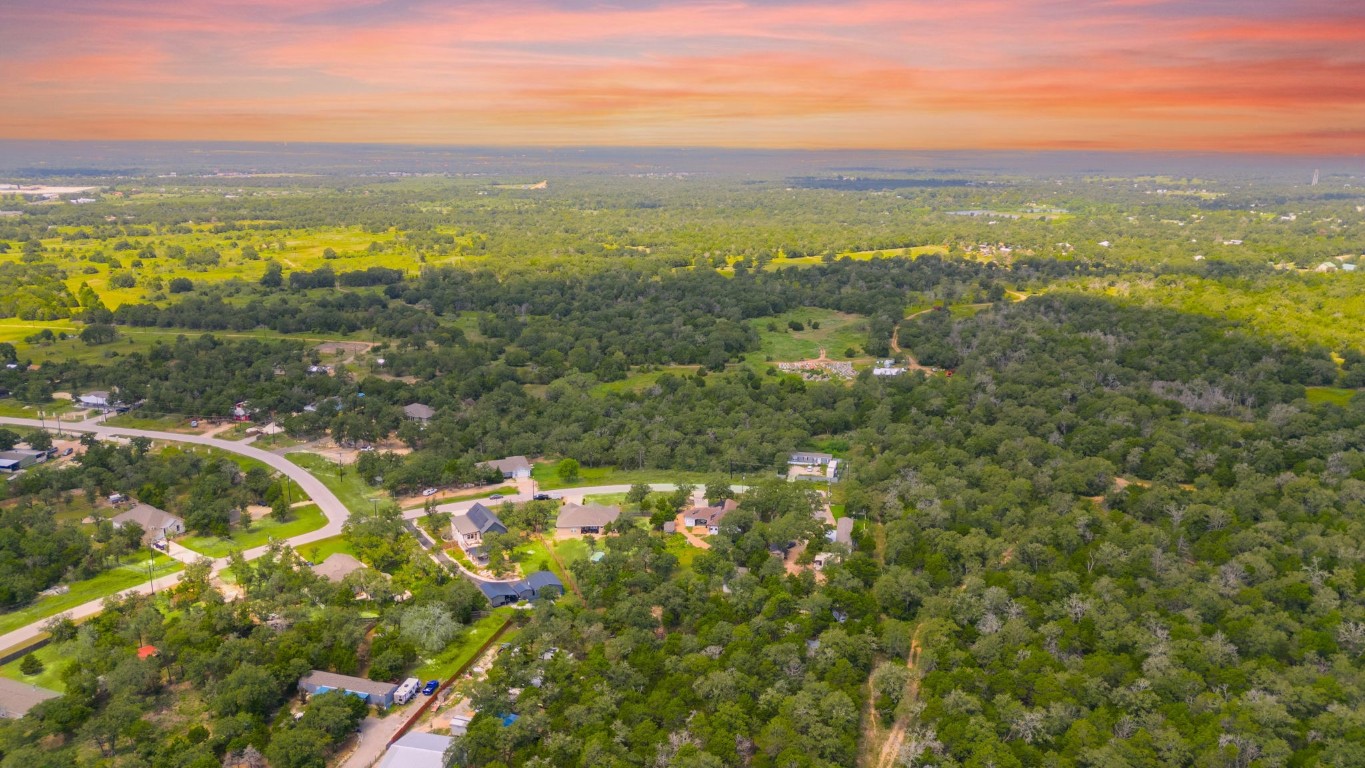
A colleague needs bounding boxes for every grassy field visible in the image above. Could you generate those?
[835,245,949,260]
[530,464,713,491]
[1306,387,1359,406]
[546,537,593,568]
[0,553,182,637]
[0,641,69,693]
[295,534,357,564]
[410,608,518,682]
[511,538,559,579]
[179,504,327,557]
[287,451,389,515]
[747,307,869,363]
[663,534,703,570]
[763,245,948,270]
[588,365,698,396]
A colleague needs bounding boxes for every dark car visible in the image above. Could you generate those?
[489,493,504,500]
[422,680,439,696]
[533,493,551,501]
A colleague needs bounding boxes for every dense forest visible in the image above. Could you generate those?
[0,168,1362,767]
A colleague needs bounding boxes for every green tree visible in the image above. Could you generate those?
[556,458,580,483]
[19,652,43,676]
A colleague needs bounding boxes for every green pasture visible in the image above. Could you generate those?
[294,534,357,564]
[747,307,868,363]
[529,464,712,491]
[286,451,389,515]
[1305,387,1358,407]
[410,608,518,683]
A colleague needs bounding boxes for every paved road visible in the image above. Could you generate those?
[0,416,351,653]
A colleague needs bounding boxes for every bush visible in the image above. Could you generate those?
[19,653,43,676]
[168,277,194,294]
[787,320,805,331]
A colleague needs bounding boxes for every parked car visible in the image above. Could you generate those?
[62,448,73,456]
[421,488,439,497]
[533,493,551,501]
[189,420,199,427]
[489,493,504,500]
[422,680,439,696]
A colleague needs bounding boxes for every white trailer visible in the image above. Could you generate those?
[393,677,421,705]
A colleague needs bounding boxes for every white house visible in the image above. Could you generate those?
[79,391,112,409]
[480,456,532,480]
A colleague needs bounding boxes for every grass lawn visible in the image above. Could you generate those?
[949,303,992,318]
[295,534,357,564]
[411,608,518,682]
[1306,386,1358,407]
[662,534,702,571]
[0,642,70,693]
[511,538,559,579]
[101,414,201,432]
[0,398,77,419]
[531,464,713,491]
[287,451,389,515]
[581,492,630,506]
[746,307,869,363]
[0,553,182,637]
[830,504,847,519]
[179,504,326,557]
[546,537,592,568]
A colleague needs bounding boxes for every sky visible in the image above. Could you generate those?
[3,0,1363,153]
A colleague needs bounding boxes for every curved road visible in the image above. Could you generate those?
[0,416,351,653]
[0,415,765,655]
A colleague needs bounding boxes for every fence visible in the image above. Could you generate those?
[385,616,515,746]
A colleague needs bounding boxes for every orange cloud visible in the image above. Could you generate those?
[1,0,1362,153]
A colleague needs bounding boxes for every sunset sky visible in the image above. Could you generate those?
[3,0,1363,152]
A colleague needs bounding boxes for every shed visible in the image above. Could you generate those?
[521,571,564,599]
[478,580,520,608]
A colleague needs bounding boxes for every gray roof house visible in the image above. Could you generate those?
[111,503,186,544]
[452,503,508,551]
[403,403,435,422]
[378,732,453,768]
[833,517,854,547]
[298,670,399,709]
[480,455,532,479]
[477,571,564,607]
[311,553,367,583]
[555,503,620,535]
[478,580,520,607]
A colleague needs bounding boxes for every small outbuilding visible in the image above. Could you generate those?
[403,403,436,422]
[379,732,453,768]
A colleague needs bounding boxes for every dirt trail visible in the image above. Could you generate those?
[873,625,924,768]
[888,324,938,375]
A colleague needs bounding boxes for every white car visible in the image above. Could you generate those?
[421,488,439,497]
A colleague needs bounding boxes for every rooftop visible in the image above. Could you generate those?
[556,503,620,529]
[299,670,398,698]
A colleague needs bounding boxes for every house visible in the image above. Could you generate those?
[476,571,563,607]
[478,580,520,607]
[479,455,533,480]
[79,391,112,409]
[683,499,738,535]
[555,503,620,535]
[298,670,399,709]
[789,451,834,467]
[1344,263,1358,272]
[111,503,186,544]
[519,571,564,599]
[451,503,508,552]
[873,366,905,376]
[1315,262,1339,273]
[311,553,367,583]
[378,732,453,768]
[403,403,435,423]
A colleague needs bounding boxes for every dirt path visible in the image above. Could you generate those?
[873,625,924,768]
[888,324,937,375]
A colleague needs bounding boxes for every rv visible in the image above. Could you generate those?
[393,677,422,705]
